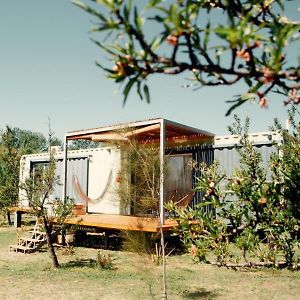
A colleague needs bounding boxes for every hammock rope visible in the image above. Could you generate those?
[72,170,113,204]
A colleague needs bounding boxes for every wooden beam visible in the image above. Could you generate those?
[124,123,160,137]
[91,133,128,142]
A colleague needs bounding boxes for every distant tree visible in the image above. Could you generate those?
[0,127,22,224]
[73,0,300,114]
[0,126,62,224]
[68,139,100,150]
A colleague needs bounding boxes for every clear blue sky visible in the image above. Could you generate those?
[1,1,299,140]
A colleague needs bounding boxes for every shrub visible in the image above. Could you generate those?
[167,115,300,269]
[96,250,113,270]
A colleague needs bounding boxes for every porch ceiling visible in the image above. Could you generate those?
[66,118,215,145]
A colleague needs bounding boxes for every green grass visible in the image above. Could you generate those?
[0,226,300,299]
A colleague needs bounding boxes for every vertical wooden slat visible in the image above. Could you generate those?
[62,136,68,204]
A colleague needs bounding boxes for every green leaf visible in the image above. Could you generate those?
[91,39,119,56]
[146,0,163,8]
[115,76,126,83]
[143,84,150,103]
[123,0,131,22]
[136,81,143,100]
[90,26,111,33]
[94,0,115,10]
[123,76,138,106]
[203,22,210,50]
[169,4,180,29]
[225,98,248,116]
[95,61,115,74]
[148,15,164,23]
[72,1,107,22]
[243,77,253,87]
[150,36,164,51]
[134,7,143,33]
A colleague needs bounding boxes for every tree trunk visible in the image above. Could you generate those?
[6,211,12,225]
[43,217,60,268]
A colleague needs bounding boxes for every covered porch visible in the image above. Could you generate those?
[62,118,214,228]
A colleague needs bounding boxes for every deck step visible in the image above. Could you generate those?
[28,230,46,235]
[9,244,34,254]
[19,237,46,242]
[9,219,55,254]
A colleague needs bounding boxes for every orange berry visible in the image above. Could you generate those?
[167,35,178,46]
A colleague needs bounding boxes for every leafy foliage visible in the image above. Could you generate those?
[20,147,74,268]
[167,115,300,268]
[0,127,22,212]
[96,250,114,269]
[0,126,62,216]
[68,140,100,150]
[118,136,160,215]
[73,0,300,113]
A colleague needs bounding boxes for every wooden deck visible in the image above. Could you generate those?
[10,206,33,213]
[10,207,178,233]
[61,214,178,233]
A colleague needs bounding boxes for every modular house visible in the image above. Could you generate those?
[18,118,214,230]
[18,119,281,231]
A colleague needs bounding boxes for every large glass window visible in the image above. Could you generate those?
[165,154,193,202]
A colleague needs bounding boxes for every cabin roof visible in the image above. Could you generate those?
[66,118,215,145]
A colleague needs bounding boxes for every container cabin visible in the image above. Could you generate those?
[18,119,281,232]
[18,118,215,232]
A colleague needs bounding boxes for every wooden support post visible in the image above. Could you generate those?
[14,211,22,228]
[159,120,166,225]
[62,136,68,204]
[104,231,110,249]
[6,211,12,225]
[61,136,69,244]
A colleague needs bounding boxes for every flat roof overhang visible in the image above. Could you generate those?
[65,118,215,146]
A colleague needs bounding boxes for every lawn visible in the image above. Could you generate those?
[0,226,299,300]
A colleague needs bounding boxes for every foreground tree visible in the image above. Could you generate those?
[73,0,300,113]
[271,107,300,220]
[167,115,300,269]
[20,136,73,268]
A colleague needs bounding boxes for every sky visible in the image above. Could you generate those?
[0,0,299,140]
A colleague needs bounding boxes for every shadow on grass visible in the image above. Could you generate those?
[62,258,97,269]
[38,247,48,253]
[61,258,117,270]
[182,288,219,299]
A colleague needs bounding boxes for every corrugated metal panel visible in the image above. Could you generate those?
[255,144,277,180]
[170,143,278,209]
[168,145,214,210]
[214,147,240,177]
[52,160,63,200]
[214,143,278,179]
[165,154,193,202]
[191,146,214,210]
